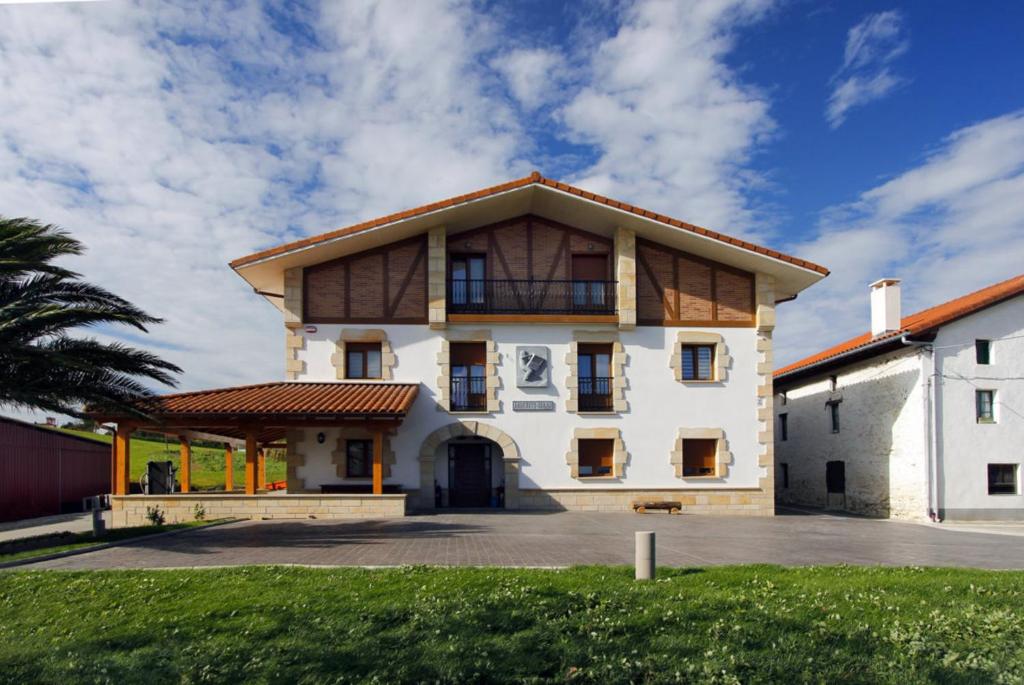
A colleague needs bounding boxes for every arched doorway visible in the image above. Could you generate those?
[418,422,520,510]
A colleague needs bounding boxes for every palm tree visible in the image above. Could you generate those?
[0,217,181,417]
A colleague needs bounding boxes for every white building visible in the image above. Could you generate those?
[105,173,828,523]
[774,275,1024,521]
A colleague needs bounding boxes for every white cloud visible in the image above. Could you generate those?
[557,0,778,240]
[776,111,1024,365]
[827,10,908,128]
[0,0,528,419]
[492,48,565,111]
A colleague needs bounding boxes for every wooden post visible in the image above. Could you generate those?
[257,447,266,490]
[114,424,133,495]
[245,431,258,495]
[224,443,234,492]
[109,433,117,495]
[372,428,384,495]
[179,436,191,493]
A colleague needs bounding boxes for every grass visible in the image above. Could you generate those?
[0,565,1022,683]
[0,521,219,563]
[53,428,286,489]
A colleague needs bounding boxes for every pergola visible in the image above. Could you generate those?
[95,382,419,496]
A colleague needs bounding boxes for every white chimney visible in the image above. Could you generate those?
[869,278,902,336]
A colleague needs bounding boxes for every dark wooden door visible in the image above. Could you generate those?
[449,444,490,508]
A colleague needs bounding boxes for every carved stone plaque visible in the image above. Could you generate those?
[512,400,556,411]
[516,346,550,388]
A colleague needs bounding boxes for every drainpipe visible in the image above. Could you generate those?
[901,335,940,522]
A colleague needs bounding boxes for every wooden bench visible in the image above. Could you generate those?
[632,501,682,514]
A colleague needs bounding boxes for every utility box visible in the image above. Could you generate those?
[145,461,176,495]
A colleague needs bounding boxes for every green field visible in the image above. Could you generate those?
[53,428,286,490]
[1,565,1022,683]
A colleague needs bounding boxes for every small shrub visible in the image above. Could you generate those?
[145,505,166,526]
[192,503,206,521]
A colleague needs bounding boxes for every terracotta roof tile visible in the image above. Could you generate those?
[775,273,1024,378]
[129,382,419,418]
[230,173,829,276]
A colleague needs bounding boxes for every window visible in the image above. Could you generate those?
[450,342,487,411]
[571,254,610,310]
[827,400,840,433]
[450,255,486,307]
[780,463,789,489]
[578,439,613,477]
[345,343,382,379]
[682,438,717,477]
[681,344,715,381]
[780,391,787,406]
[976,390,995,423]
[345,440,372,478]
[779,413,788,441]
[976,339,991,365]
[578,343,613,411]
[988,464,1018,495]
[828,375,838,392]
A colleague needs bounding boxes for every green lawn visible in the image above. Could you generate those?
[0,521,221,564]
[53,428,286,490]
[1,565,1022,683]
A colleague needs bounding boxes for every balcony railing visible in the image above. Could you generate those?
[450,376,487,411]
[578,376,613,412]
[448,279,616,315]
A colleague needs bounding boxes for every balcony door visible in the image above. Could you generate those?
[572,254,608,311]
[578,343,613,411]
[451,255,485,308]
[451,342,487,411]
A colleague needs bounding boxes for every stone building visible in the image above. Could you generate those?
[774,274,1024,521]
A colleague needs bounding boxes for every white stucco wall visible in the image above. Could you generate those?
[292,323,763,494]
[933,295,1024,520]
[775,347,928,519]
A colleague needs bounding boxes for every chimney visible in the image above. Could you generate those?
[869,278,902,336]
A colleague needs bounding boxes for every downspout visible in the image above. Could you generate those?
[901,335,939,522]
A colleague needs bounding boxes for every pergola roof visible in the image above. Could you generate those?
[100,381,420,443]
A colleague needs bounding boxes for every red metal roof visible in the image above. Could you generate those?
[131,381,419,418]
[230,172,829,276]
[776,273,1024,378]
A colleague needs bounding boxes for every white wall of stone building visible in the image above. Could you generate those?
[292,323,763,493]
[775,348,928,519]
[933,296,1024,520]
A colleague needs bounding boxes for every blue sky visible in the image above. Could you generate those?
[0,0,1022,415]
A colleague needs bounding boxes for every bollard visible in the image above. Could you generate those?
[91,496,106,538]
[635,531,655,580]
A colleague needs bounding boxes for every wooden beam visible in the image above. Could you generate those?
[372,428,384,495]
[257,447,266,490]
[245,431,258,495]
[179,435,192,493]
[224,443,234,492]
[114,424,133,495]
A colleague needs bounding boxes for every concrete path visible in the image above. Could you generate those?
[0,511,109,543]
[18,509,1024,570]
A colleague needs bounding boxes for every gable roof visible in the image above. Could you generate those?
[231,172,828,275]
[775,273,1024,381]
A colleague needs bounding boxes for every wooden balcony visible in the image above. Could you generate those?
[447,279,617,319]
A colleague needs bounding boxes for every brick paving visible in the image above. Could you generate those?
[17,508,1024,571]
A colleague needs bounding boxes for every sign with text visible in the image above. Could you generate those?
[512,400,556,412]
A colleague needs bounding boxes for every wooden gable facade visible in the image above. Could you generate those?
[300,214,755,327]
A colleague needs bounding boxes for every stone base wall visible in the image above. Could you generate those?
[518,488,773,515]
[110,494,406,527]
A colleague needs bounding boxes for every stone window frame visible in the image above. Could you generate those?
[331,428,396,479]
[669,331,731,383]
[330,329,396,381]
[436,329,500,413]
[565,331,627,413]
[671,428,732,479]
[566,427,628,479]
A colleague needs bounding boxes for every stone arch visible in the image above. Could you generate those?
[418,421,520,510]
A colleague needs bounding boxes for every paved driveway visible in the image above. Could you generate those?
[20,508,1024,570]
